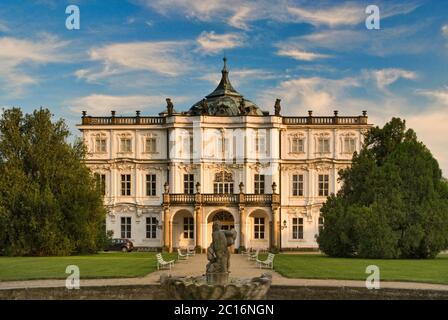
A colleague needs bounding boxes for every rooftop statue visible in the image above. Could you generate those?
[274,98,281,116]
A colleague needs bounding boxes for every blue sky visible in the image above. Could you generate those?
[0,0,448,175]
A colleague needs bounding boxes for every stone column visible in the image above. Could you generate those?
[272,207,280,248]
[239,207,246,250]
[195,206,202,251]
[163,207,170,252]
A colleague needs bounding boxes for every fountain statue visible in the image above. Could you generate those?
[160,222,272,300]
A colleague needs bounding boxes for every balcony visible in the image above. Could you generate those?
[163,193,278,207]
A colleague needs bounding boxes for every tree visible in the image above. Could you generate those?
[0,108,106,256]
[318,118,448,258]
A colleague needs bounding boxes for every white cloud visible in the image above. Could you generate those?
[228,6,252,30]
[259,76,361,115]
[416,87,448,105]
[287,4,364,27]
[76,41,191,83]
[0,35,70,96]
[287,2,421,27]
[280,22,432,57]
[198,68,278,87]
[277,48,332,61]
[68,94,191,114]
[442,24,448,37]
[366,68,417,89]
[196,31,245,54]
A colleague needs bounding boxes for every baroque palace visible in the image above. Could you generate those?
[78,58,371,252]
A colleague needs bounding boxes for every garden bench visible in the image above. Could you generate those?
[248,249,260,261]
[156,253,175,270]
[256,253,275,269]
[177,248,189,260]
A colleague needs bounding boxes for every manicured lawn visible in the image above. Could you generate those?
[269,253,448,284]
[0,252,177,282]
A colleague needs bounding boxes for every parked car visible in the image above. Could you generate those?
[106,239,134,252]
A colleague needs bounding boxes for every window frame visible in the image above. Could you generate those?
[291,137,304,153]
[121,217,132,239]
[183,217,194,239]
[292,174,304,196]
[254,217,265,240]
[292,217,304,240]
[121,174,132,196]
[317,137,330,153]
[146,174,157,196]
[318,174,329,197]
[254,174,265,195]
[146,217,157,239]
[120,138,132,153]
[184,174,195,194]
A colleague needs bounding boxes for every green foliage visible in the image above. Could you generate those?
[0,107,106,256]
[318,118,448,259]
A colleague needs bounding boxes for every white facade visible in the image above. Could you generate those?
[78,60,371,251]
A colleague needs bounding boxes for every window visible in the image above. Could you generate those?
[254,217,265,239]
[120,138,132,153]
[213,171,234,194]
[292,174,304,196]
[343,137,356,154]
[254,174,265,194]
[146,174,156,196]
[317,138,330,153]
[291,138,304,153]
[121,217,131,239]
[318,174,329,197]
[95,137,107,153]
[255,135,266,153]
[318,216,324,234]
[292,218,303,239]
[183,217,194,239]
[184,174,194,194]
[94,173,106,196]
[146,217,157,239]
[145,137,157,153]
[121,174,131,196]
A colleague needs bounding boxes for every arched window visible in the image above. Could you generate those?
[213,171,234,194]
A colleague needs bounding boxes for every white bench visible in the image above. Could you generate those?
[156,253,175,270]
[177,248,189,260]
[240,248,252,256]
[256,253,275,269]
[248,249,260,261]
[186,247,196,257]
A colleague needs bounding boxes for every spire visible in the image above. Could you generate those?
[206,56,241,98]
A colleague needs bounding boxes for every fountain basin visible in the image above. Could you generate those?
[160,273,272,300]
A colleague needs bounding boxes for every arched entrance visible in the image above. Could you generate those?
[171,209,195,250]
